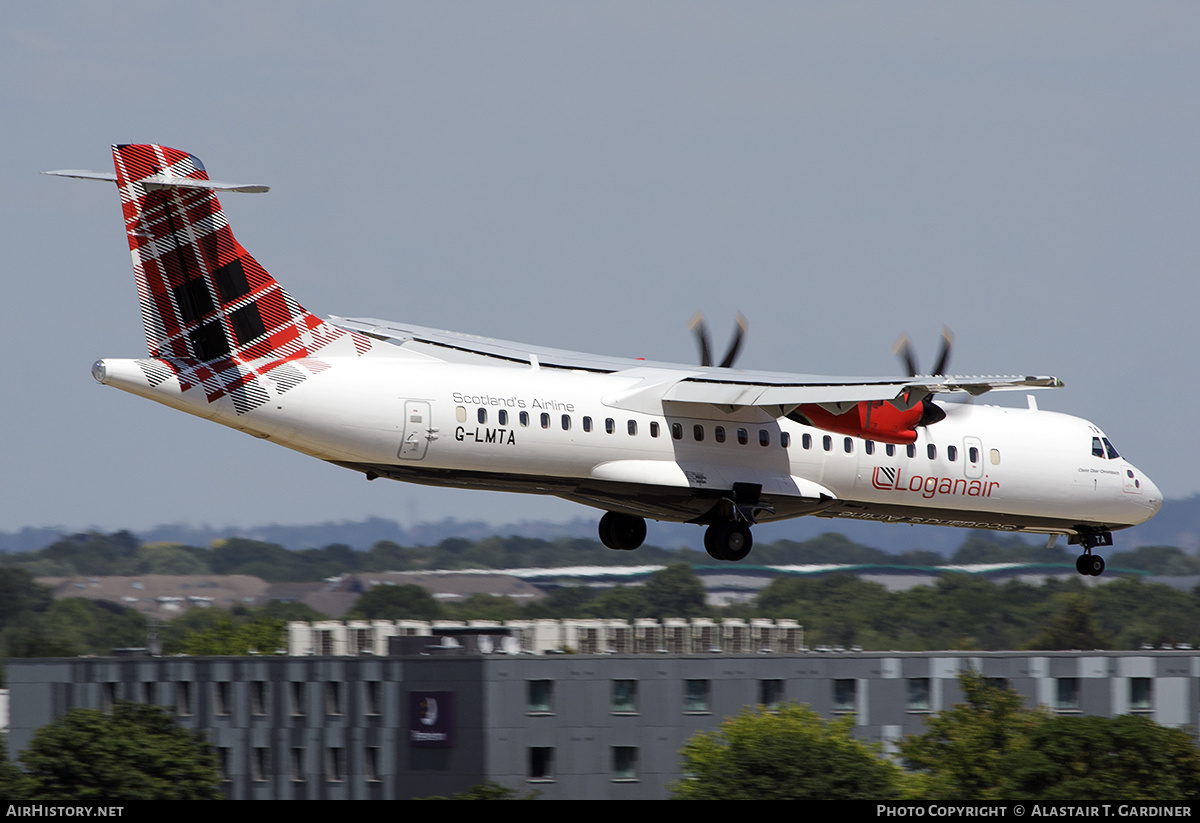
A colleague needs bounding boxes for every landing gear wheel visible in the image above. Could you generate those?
[704,521,753,562]
[1076,553,1105,576]
[598,512,647,551]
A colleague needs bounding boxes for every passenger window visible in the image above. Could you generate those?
[781,432,790,448]
[864,441,874,455]
[823,435,832,452]
[990,449,1001,465]
[456,406,467,423]
[843,437,853,454]
[969,446,979,463]
[606,418,615,434]
[650,422,660,438]
[738,428,749,446]
[478,408,487,424]
[760,430,770,447]
[498,409,508,426]
[561,414,571,431]
[906,444,916,459]
[714,426,726,443]
[694,424,705,442]
[927,444,937,460]
[802,433,812,450]
[886,444,895,457]
[947,445,957,462]
[540,413,550,429]
[583,416,593,432]
[628,420,637,436]
[519,411,530,427]
[672,423,683,440]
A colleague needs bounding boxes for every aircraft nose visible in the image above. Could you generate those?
[1127,465,1162,522]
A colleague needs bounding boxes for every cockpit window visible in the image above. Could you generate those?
[1092,437,1105,458]
[1102,437,1120,460]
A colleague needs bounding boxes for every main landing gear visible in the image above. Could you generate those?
[704,521,753,561]
[1072,530,1113,577]
[598,512,647,551]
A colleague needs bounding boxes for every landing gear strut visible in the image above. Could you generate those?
[598,512,647,551]
[1072,530,1112,577]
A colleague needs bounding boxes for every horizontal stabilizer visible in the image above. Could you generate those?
[43,168,267,193]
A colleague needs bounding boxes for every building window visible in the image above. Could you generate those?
[290,681,306,716]
[290,747,305,782]
[252,747,269,782]
[218,748,232,782]
[325,682,342,716]
[684,679,710,713]
[251,681,267,716]
[833,679,856,713]
[759,679,784,710]
[365,681,381,717]
[1056,678,1080,711]
[907,678,930,712]
[528,680,554,714]
[612,747,638,781]
[215,681,231,717]
[365,746,381,782]
[529,747,554,781]
[1130,678,1153,712]
[326,747,345,782]
[175,681,192,717]
[612,680,637,713]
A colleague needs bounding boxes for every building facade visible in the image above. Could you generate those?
[7,649,1198,800]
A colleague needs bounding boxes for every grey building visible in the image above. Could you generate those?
[6,649,1197,799]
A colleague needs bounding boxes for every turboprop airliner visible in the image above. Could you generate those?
[46,144,1161,575]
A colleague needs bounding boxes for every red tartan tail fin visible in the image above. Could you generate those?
[111,143,329,363]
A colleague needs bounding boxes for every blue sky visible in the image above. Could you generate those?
[2,2,1198,539]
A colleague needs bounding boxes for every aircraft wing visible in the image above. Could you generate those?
[331,316,1061,416]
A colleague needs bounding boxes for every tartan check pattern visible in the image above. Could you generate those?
[112,144,372,413]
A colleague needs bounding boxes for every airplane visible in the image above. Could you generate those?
[46,144,1162,576]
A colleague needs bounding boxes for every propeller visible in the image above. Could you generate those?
[893,326,954,377]
[892,327,954,427]
[689,311,747,369]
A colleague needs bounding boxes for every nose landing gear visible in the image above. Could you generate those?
[1072,530,1113,577]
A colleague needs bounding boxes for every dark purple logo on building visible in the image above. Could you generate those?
[409,691,454,747]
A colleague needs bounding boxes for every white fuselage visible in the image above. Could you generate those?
[95,349,1162,537]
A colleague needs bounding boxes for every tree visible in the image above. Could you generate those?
[670,702,901,800]
[641,563,707,618]
[900,670,1039,801]
[901,671,1200,802]
[348,583,443,620]
[19,702,222,800]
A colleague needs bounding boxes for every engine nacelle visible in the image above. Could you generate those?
[790,400,943,445]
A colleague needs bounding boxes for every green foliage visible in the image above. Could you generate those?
[416,780,541,800]
[671,702,901,800]
[348,584,443,620]
[901,672,1200,801]
[19,702,222,801]
[180,616,286,656]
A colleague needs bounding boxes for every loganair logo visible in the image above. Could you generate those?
[871,466,998,499]
[419,697,438,725]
